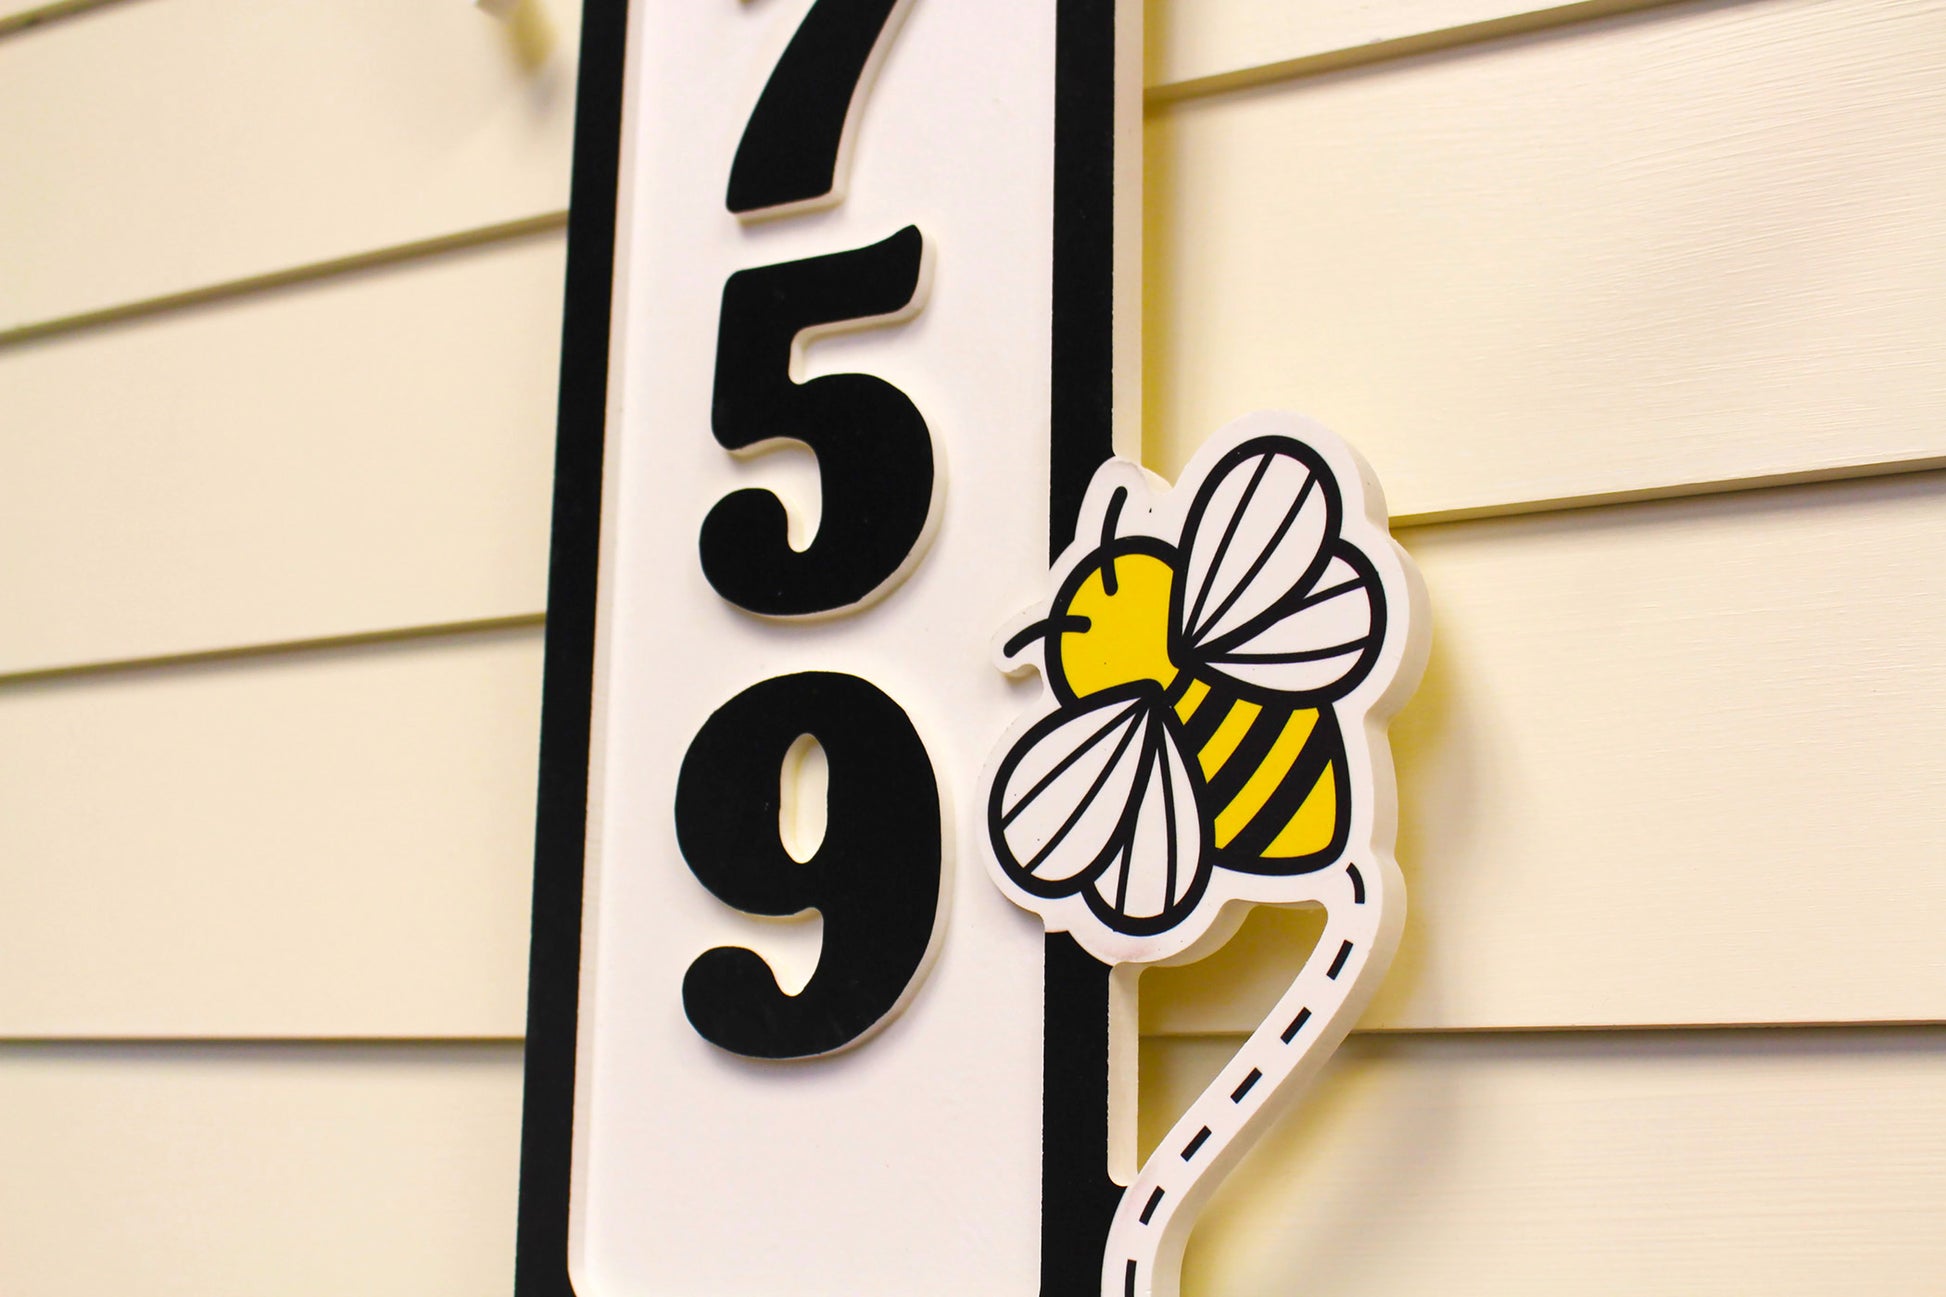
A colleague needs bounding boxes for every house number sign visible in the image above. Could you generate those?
[515,3,1428,1296]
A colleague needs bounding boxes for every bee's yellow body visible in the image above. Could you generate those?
[1054,553,1343,868]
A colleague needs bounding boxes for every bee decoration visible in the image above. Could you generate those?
[978,412,1428,1297]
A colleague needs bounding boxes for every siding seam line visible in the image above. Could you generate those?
[0,212,569,352]
[1144,0,1721,106]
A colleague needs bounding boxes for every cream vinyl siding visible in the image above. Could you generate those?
[1145,1030,1946,1295]
[1146,0,1946,521]
[11,473,1946,1038]
[0,0,578,332]
[0,234,563,674]
[1,0,1940,1293]
[1145,0,1680,93]
[0,1041,523,1297]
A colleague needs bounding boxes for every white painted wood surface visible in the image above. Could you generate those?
[1148,1029,1946,1295]
[1146,0,1946,521]
[0,1042,521,1297]
[0,0,579,331]
[0,628,542,1038]
[0,235,562,676]
[9,473,1943,1038]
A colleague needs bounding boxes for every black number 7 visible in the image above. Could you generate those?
[727,0,914,216]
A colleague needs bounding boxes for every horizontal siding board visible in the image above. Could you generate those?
[3,1032,1937,1295]
[0,629,543,1038]
[1146,0,1664,91]
[0,0,579,331]
[0,0,113,26]
[7,473,1945,1037]
[0,1042,521,1297]
[1145,0,1946,522]
[12,0,1939,675]
[0,234,562,676]
[1150,470,1946,1033]
[0,1,81,27]
[1145,1029,1946,1295]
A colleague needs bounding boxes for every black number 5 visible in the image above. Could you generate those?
[675,672,944,1059]
[702,225,936,617]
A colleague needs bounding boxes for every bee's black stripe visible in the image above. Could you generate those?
[1218,709,1343,866]
[1179,682,1231,749]
[1201,702,1289,811]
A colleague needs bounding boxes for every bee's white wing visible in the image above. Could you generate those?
[1178,437,1383,701]
[1179,439,1339,651]
[1200,546,1384,698]
[991,692,1152,889]
[989,694,1208,933]
[1085,710,1209,934]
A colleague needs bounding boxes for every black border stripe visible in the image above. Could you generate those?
[1048,0,1119,559]
[1042,4,1124,1297]
[513,1,629,1293]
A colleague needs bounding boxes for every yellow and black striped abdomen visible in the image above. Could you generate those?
[1170,677,1348,872]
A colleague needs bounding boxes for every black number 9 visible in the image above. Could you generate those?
[675,671,944,1059]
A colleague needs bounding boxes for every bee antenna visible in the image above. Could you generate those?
[1100,487,1128,595]
[1003,614,1092,660]
[1101,487,1128,546]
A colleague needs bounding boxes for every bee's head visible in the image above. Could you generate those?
[1005,488,1181,702]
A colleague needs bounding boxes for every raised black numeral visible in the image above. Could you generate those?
[676,671,943,1059]
[702,225,934,617]
[728,0,908,216]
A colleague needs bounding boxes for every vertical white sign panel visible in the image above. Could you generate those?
[517,2,1140,1295]
[584,1,1053,1284]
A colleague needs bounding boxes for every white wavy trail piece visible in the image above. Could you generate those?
[1102,858,1403,1297]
